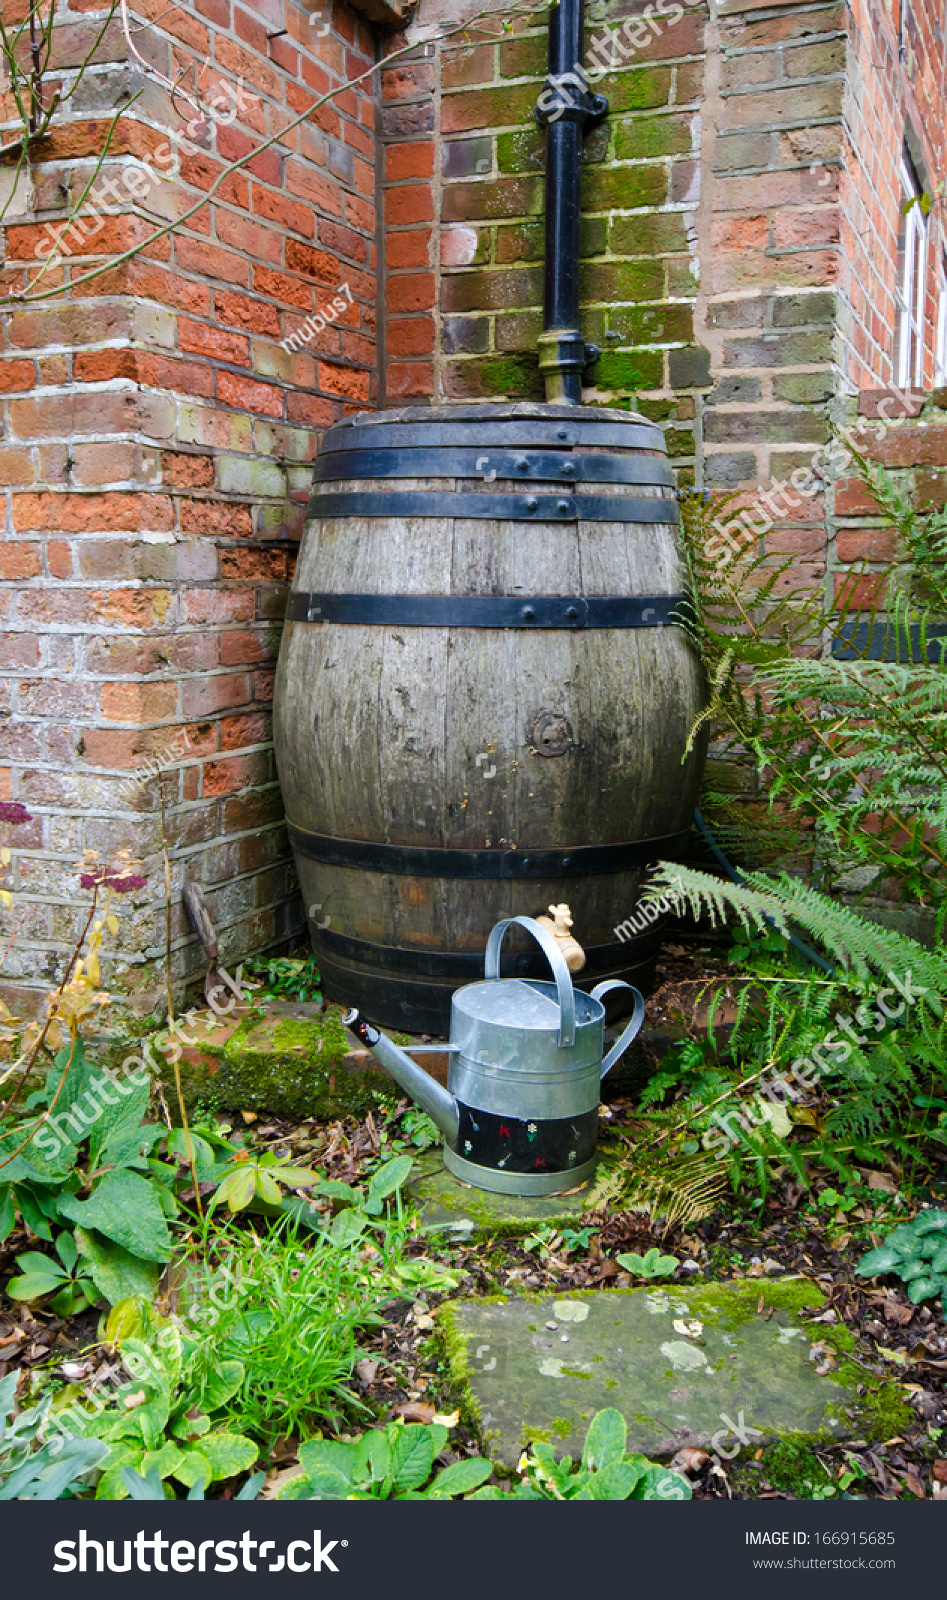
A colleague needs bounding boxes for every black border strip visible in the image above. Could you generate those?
[284,592,690,628]
[305,490,678,524]
[312,448,676,486]
[287,823,693,878]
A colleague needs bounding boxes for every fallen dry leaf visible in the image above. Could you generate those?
[670,1447,709,1476]
[433,1410,460,1428]
[932,1459,947,1483]
[261,1463,303,1501]
[672,1319,703,1339]
[867,1171,898,1193]
[904,1468,926,1499]
[390,1401,436,1424]
[355,1358,379,1388]
[240,1110,258,1124]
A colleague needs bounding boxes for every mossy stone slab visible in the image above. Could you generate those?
[441,1280,873,1467]
[408,1148,618,1238]
[156,1000,398,1121]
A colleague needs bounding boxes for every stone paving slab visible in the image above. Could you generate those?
[408,1148,617,1238]
[441,1279,876,1467]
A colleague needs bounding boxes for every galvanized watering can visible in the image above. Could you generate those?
[344,915,645,1197]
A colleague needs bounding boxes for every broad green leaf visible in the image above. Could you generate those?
[8,1250,67,1278]
[262,1162,321,1187]
[581,1407,627,1472]
[0,1129,77,1188]
[390,1423,436,1492]
[171,1411,211,1442]
[214,1166,258,1212]
[367,1156,413,1200]
[900,1258,930,1281]
[96,1443,144,1501]
[856,1246,904,1276]
[0,1186,14,1241]
[9,1183,55,1235]
[430,1458,493,1495]
[914,1210,947,1235]
[615,1251,645,1274]
[466,1485,505,1499]
[393,1259,460,1291]
[141,1442,186,1480]
[588,1461,643,1500]
[166,1129,217,1178]
[55,1231,77,1273]
[278,1466,352,1500]
[327,1207,369,1247]
[255,1170,282,1206]
[201,1359,245,1412]
[7,1269,67,1300]
[633,1465,692,1501]
[194,1432,257,1482]
[298,1439,357,1482]
[354,1429,390,1483]
[907,1275,939,1303]
[88,1075,152,1171]
[50,1283,93,1317]
[313,1179,360,1203]
[930,1245,947,1274]
[104,1295,151,1343]
[75,1226,161,1305]
[59,1169,173,1263]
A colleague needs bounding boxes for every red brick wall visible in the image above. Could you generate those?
[840,0,947,389]
[0,0,378,1016]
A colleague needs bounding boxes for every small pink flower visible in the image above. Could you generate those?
[0,802,32,824]
[80,869,147,893]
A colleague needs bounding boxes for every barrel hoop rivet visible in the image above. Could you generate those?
[285,593,691,629]
[311,448,675,487]
[305,490,678,524]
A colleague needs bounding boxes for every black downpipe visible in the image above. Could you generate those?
[535,0,607,404]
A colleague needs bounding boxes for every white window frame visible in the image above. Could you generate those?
[895,153,927,388]
[936,255,947,386]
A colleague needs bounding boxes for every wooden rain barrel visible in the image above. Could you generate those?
[273,401,705,1034]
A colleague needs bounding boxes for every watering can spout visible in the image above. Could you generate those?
[343,1009,460,1144]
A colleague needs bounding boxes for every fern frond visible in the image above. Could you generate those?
[650,862,947,1002]
[603,1145,729,1231]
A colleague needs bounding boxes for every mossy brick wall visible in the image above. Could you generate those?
[0,0,377,1018]
[379,0,853,490]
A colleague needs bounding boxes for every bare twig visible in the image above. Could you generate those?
[0,0,540,308]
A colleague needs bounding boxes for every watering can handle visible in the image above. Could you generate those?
[591,980,646,1079]
[483,915,576,1048]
